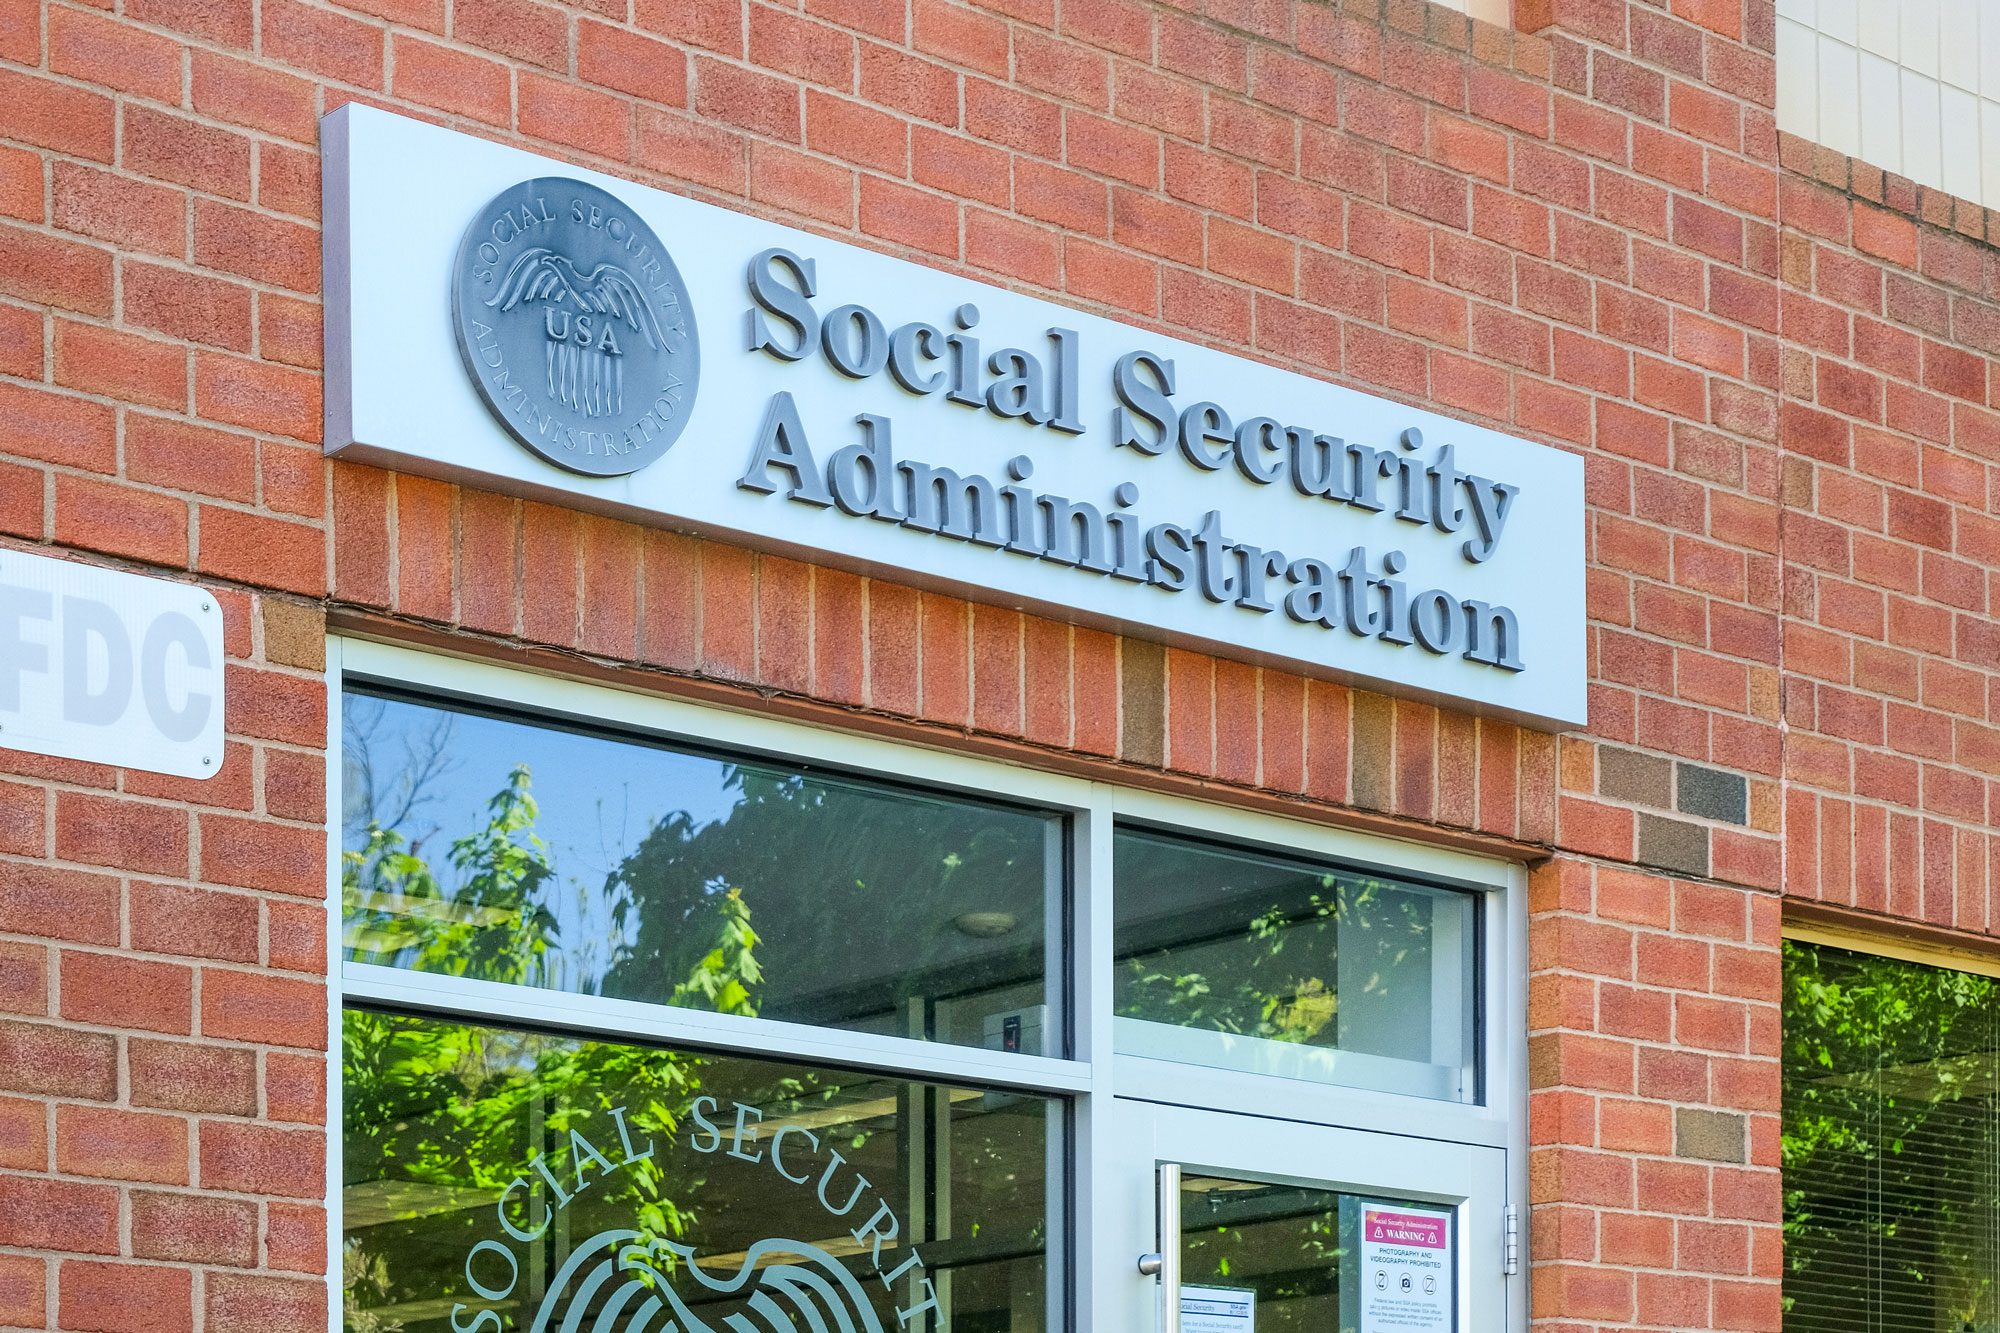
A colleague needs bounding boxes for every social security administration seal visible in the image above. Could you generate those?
[451,177,698,478]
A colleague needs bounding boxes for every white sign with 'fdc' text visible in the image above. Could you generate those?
[0,549,225,780]
[323,106,1587,729]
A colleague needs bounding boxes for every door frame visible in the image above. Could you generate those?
[1075,788,1530,1333]
[1098,1098,1511,1332]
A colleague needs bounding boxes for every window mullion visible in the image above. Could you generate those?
[340,961,1092,1096]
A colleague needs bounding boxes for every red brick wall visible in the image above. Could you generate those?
[0,0,1996,1329]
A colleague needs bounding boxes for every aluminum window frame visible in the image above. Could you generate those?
[325,634,1529,1331]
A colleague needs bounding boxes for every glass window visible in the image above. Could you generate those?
[342,1012,1057,1332]
[1782,939,2000,1333]
[1111,827,1478,1101]
[341,688,1064,1055]
[1179,1175,1456,1332]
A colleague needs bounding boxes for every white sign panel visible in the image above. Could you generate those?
[0,549,225,779]
[1181,1284,1255,1333]
[323,106,1587,729]
[1357,1204,1453,1333]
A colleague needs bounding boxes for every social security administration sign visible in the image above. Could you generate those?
[323,106,1586,729]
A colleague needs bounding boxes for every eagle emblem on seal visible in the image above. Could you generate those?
[485,248,668,420]
[451,177,699,478]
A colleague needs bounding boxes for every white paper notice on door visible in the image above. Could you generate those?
[1356,1204,1453,1332]
[1181,1285,1254,1333]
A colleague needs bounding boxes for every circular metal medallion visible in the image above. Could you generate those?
[451,177,699,477]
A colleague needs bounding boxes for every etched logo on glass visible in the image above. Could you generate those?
[440,1097,946,1333]
[535,1231,886,1332]
[451,177,698,478]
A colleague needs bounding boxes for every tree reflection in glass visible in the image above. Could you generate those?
[1782,940,2000,1333]
[341,688,1063,1054]
[1111,828,1478,1101]
[342,1014,1053,1332]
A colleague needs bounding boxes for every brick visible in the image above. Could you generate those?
[252,143,314,220]
[697,57,802,141]
[0,1254,39,1327]
[860,41,959,125]
[124,105,252,201]
[455,0,566,68]
[125,415,258,506]
[125,262,254,351]
[206,1273,326,1333]
[59,1259,193,1333]
[1114,61,1203,140]
[966,77,1063,158]
[912,0,1007,74]
[264,0,384,86]
[132,1191,258,1267]
[0,861,120,945]
[634,108,747,193]
[391,35,511,123]
[579,20,687,106]
[133,882,261,964]
[266,900,328,977]
[0,69,114,161]
[0,1177,119,1254]
[1159,12,1247,91]
[200,812,325,896]
[48,163,180,259]
[264,1050,326,1124]
[0,223,112,317]
[61,951,195,1035]
[50,8,182,100]
[860,175,957,257]
[751,7,856,88]
[967,208,1060,287]
[0,938,44,1016]
[0,146,33,225]
[911,126,1007,207]
[201,969,326,1048]
[56,1105,190,1184]
[52,475,190,568]
[55,321,187,412]
[194,199,319,292]
[258,131,324,214]
[245,146,306,233]
[126,0,253,47]
[0,1020,116,1103]
[634,0,739,52]
[54,792,188,877]
[199,1121,325,1198]
[807,0,904,43]
[265,1201,328,1273]
[1065,234,1155,315]
[129,1038,257,1115]
[193,52,319,142]
[195,353,322,442]
[1068,108,1158,188]
[259,293,323,371]
[749,142,853,227]
[1343,80,1425,154]
[520,73,634,162]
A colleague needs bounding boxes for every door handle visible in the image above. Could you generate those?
[1136,1162,1181,1333]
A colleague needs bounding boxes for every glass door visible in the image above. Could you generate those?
[1102,1099,1509,1332]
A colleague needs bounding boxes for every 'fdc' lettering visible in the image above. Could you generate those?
[0,586,213,739]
